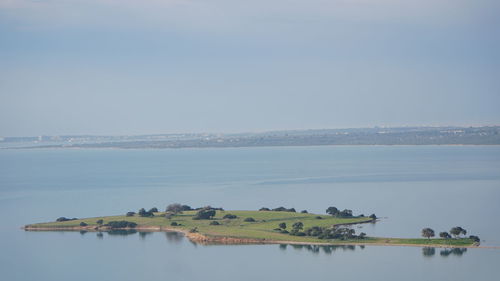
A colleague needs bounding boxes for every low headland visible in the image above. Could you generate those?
[24,205,479,248]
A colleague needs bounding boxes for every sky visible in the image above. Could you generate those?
[0,0,499,136]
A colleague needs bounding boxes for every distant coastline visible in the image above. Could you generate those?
[3,126,500,149]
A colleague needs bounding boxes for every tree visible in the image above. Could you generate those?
[421,228,435,239]
[338,209,353,218]
[126,212,135,217]
[149,207,158,213]
[369,214,377,220]
[279,223,287,229]
[439,232,451,239]
[469,235,480,243]
[138,208,154,217]
[166,203,184,214]
[80,222,88,227]
[292,222,304,230]
[450,227,467,238]
[259,207,270,211]
[193,209,216,220]
[301,210,308,213]
[326,207,339,216]
[96,219,104,225]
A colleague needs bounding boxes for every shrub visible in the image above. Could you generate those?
[170,222,178,226]
[439,231,451,239]
[469,235,480,243]
[223,214,237,219]
[189,227,198,233]
[292,222,304,230]
[315,216,323,219]
[209,221,220,225]
[96,219,104,225]
[301,210,308,213]
[259,207,270,211]
[279,222,287,229]
[80,222,88,226]
[244,217,256,222]
[126,212,135,217]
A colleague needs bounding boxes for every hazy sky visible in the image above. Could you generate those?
[1,0,499,136]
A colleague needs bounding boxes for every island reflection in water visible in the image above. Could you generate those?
[77,231,469,258]
[422,247,467,257]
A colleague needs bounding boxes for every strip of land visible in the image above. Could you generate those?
[24,210,478,248]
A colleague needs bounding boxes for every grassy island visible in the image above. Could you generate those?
[24,207,478,248]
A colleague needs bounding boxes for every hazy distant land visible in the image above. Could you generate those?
[2,126,500,149]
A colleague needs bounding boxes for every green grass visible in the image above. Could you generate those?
[25,210,475,247]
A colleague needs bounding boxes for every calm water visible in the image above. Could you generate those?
[1,146,499,280]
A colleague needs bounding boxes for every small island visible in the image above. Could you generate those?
[24,204,479,248]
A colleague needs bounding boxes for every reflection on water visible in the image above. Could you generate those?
[280,244,360,254]
[422,247,467,257]
[107,229,138,236]
[139,232,153,240]
[165,231,184,244]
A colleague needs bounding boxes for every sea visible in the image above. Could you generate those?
[0,146,499,280]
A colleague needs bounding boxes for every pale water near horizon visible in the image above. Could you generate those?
[1,146,499,280]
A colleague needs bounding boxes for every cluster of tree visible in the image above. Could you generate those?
[138,208,157,217]
[282,221,366,240]
[193,206,224,211]
[325,207,355,218]
[56,217,78,222]
[193,208,216,220]
[165,203,193,214]
[422,226,478,242]
[222,214,237,219]
[106,221,138,229]
[260,206,296,212]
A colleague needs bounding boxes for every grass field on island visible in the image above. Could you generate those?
[26,210,475,246]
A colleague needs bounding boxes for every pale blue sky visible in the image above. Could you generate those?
[1,0,499,136]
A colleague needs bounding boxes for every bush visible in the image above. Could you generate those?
[259,207,270,211]
[223,214,237,219]
[106,221,138,229]
[469,235,480,243]
[170,222,178,226]
[209,221,220,225]
[193,208,216,220]
[315,216,323,219]
[126,212,135,217]
[279,222,287,229]
[244,217,256,222]
[80,222,88,226]
[96,219,104,225]
[301,210,308,213]
[189,227,198,233]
